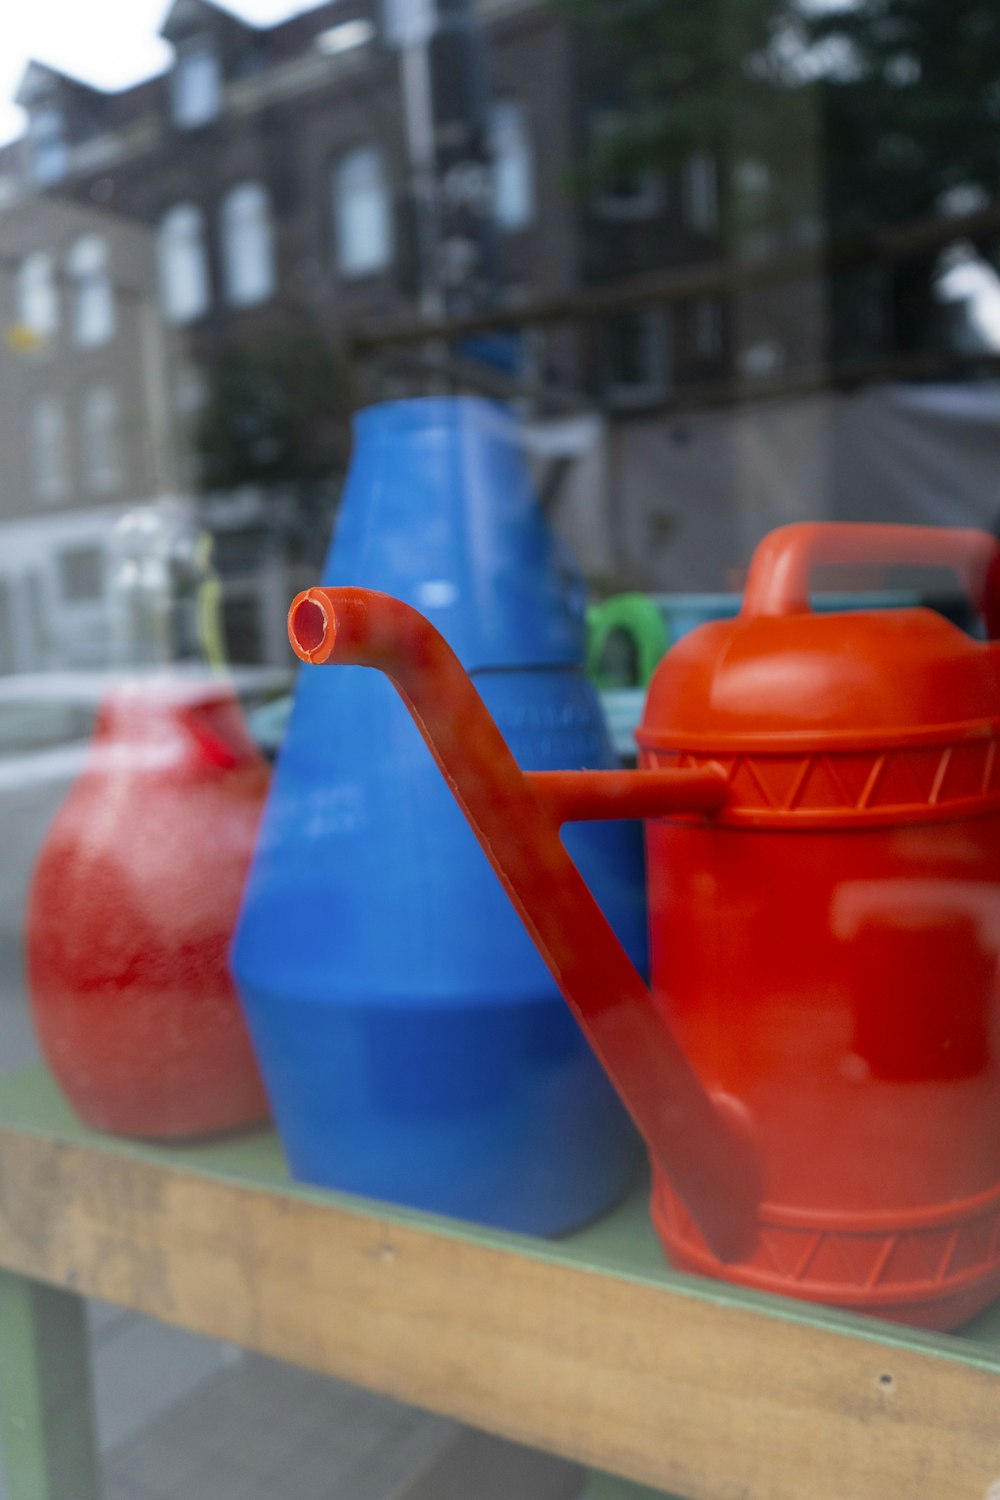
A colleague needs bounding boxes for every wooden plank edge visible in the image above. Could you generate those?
[0,1130,999,1498]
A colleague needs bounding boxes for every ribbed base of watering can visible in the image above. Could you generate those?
[651,1174,1000,1330]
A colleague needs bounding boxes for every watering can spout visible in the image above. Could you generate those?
[288,586,761,1262]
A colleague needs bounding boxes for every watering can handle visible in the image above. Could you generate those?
[288,586,759,1263]
[742,522,1000,636]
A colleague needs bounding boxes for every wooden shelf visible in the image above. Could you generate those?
[0,1065,999,1499]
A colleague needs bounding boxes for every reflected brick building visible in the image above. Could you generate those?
[0,0,728,664]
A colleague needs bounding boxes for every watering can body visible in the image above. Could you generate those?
[288,521,1000,1329]
[640,594,1000,1327]
[27,678,270,1138]
[234,398,646,1233]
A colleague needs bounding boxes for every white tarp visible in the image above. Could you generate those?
[585,382,1000,591]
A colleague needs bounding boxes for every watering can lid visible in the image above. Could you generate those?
[638,523,1000,753]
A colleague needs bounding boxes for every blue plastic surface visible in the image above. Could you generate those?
[233,398,646,1233]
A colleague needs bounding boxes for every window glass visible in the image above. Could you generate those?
[691,297,723,362]
[29,108,66,185]
[82,386,122,492]
[491,100,534,231]
[604,308,670,405]
[158,203,211,323]
[6,3,1000,1451]
[683,151,719,235]
[333,146,392,277]
[590,109,663,220]
[173,48,221,130]
[17,252,58,338]
[67,234,115,347]
[221,182,276,307]
[59,546,104,602]
[31,397,68,502]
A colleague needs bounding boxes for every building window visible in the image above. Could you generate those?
[333,146,392,278]
[32,398,68,502]
[173,364,209,419]
[82,387,122,493]
[491,100,534,231]
[67,235,115,347]
[221,182,276,308]
[29,109,67,186]
[683,151,719,233]
[603,308,670,406]
[691,297,723,361]
[590,110,663,220]
[158,204,211,323]
[172,47,221,130]
[17,252,58,339]
[59,547,104,603]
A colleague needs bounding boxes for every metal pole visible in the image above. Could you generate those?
[399,35,445,321]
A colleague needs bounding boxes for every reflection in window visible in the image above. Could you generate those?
[739,338,785,379]
[32,398,68,502]
[173,47,221,130]
[59,547,104,603]
[316,19,375,54]
[173,364,209,419]
[158,204,211,323]
[333,146,392,277]
[590,110,663,220]
[604,309,670,405]
[691,297,723,361]
[17,252,58,338]
[684,152,719,233]
[491,100,534,231]
[935,242,1000,352]
[82,387,122,493]
[67,235,115,347]
[221,182,276,307]
[29,109,67,186]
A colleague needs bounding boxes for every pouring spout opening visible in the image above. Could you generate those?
[289,592,336,663]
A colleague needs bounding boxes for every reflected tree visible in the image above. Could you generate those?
[559,0,1000,359]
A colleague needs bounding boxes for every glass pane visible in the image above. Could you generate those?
[334,147,392,275]
[2,4,1000,1489]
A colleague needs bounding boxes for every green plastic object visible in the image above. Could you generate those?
[587,594,670,689]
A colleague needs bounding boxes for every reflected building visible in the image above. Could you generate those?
[8,0,993,634]
[0,192,175,671]
[0,0,736,660]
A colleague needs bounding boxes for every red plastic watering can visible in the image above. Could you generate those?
[288,523,1000,1330]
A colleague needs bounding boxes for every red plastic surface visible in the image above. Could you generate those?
[27,679,270,1139]
[288,524,1000,1328]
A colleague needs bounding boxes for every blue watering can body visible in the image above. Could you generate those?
[233,398,646,1232]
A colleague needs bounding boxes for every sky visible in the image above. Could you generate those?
[0,0,323,145]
